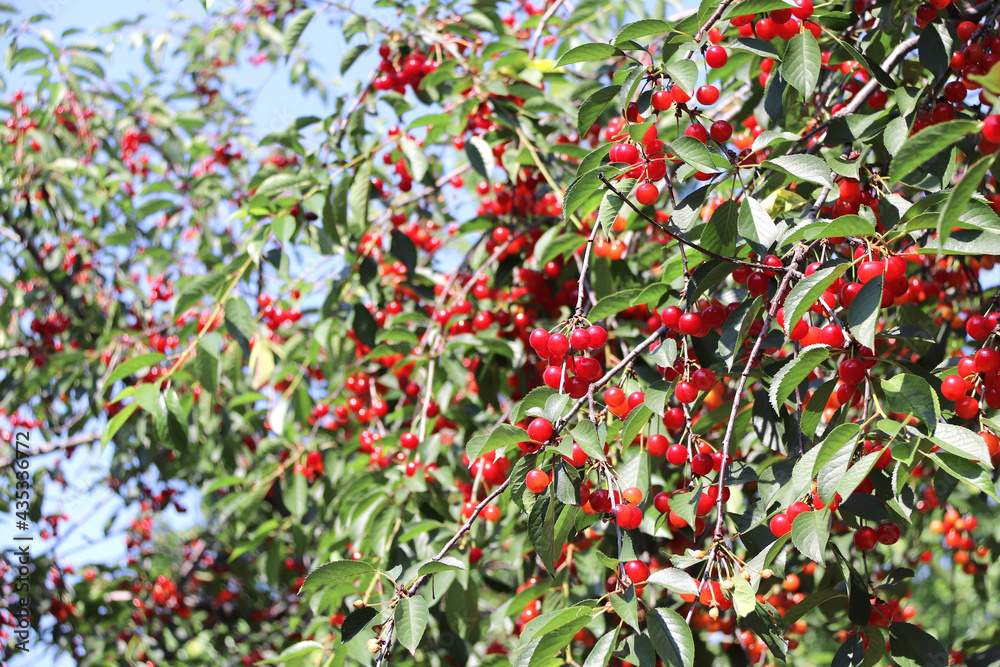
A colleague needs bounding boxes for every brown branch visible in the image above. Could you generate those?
[599,173,798,274]
[528,0,566,58]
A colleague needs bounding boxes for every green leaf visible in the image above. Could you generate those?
[833,633,865,667]
[299,560,376,593]
[225,298,254,356]
[340,607,379,642]
[718,297,763,371]
[731,575,757,617]
[781,31,821,97]
[467,423,527,460]
[937,156,993,249]
[417,556,467,575]
[790,508,830,562]
[352,303,377,348]
[395,595,429,654]
[583,628,619,667]
[621,405,653,447]
[763,154,833,187]
[930,423,991,463]
[102,402,138,447]
[769,345,830,412]
[348,157,373,233]
[928,452,1000,501]
[722,0,796,19]
[782,264,849,338]
[282,9,315,56]
[881,374,940,427]
[588,288,644,321]
[847,276,882,350]
[174,273,227,317]
[527,493,558,574]
[730,37,781,59]
[399,137,429,182]
[572,419,606,460]
[887,120,979,186]
[610,589,640,632]
[646,607,695,667]
[614,18,672,44]
[257,172,310,196]
[257,640,324,664]
[552,43,623,69]
[564,168,605,222]
[646,568,699,596]
[780,588,847,629]
[701,198,739,256]
[578,85,621,135]
[887,622,949,667]
[790,214,877,242]
[104,353,166,394]
[668,136,718,173]
[738,196,779,253]
[390,230,418,277]
[664,60,698,96]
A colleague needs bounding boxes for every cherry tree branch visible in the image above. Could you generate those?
[599,173,799,275]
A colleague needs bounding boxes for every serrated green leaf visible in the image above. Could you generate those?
[887,120,979,186]
[769,345,830,412]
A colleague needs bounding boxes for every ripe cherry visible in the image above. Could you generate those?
[648,434,669,456]
[941,375,968,401]
[984,115,1000,143]
[705,45,728,69]
[527,417,553,443]
[623,560,650,584]
[636,182,659,205]
[604,386,626,407]
[548,332,570,357]
[770,513,791,537]
[876,522,901,545]
[587,325,608,348]
[569,328,591,351]
[666,444,688,466]
[526,469,550,493]
[651,90,673,112]
[676,381,698,404]
[691,452,713,476]
[854,526,878,551]
[710,120,733,143]
[696,85,719,105]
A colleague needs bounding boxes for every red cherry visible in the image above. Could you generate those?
[710,120,733,143]
[696,85,719,106]
[941,375,968,401]
[526,469,551,493]
[651,90,673,112]
[527,417,554,443]
[548,332,570,357]
[705,45,728,69]
[984,115,1000,143]
[587,325,608,348]
[853,526,878,551]
[623,560,650,584]
[839,358,866,385]
[819,324,845,348]
[691,452,713,476]
[569,328,591,351]
[675,381,699,404]
[648,434,669,456]
[636,182,659,205]
[876,522,901,545]
[666,444,688,466]
[770,513,791,537]
[604,387,626,407]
